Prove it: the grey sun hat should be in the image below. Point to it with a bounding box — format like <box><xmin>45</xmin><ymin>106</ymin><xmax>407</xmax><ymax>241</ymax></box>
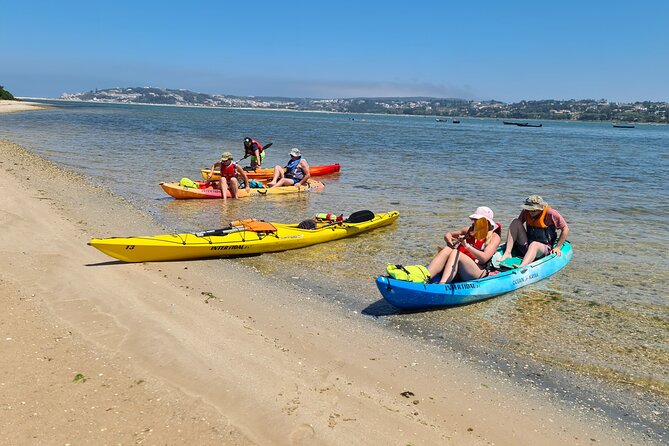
<box><xmin>521</xmin><ymin>195</ymin><xmax>548</xmax><ymax>211</ymax></box>
<box><xmin>289</xmin><ymin>148</ymin><xmax>301</xmax><ymax>157</ymax></box>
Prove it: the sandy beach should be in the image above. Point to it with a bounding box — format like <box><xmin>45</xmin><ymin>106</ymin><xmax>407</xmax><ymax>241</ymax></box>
<box><xmin>0</xmin><ymin>131</ymin><xmax>645</xmax><ymax>445</ymax></box>
<box><xmin>0</xmin><ymin>100</ymin><xmax>47</xmax><ymax>114</ymax></box>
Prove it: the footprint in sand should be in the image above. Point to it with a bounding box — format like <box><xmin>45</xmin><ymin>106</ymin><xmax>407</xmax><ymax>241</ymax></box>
<box><xmin>289</xmin><ymin>423</ymin><xmax>315</xmax><ymax>444</ymax></box>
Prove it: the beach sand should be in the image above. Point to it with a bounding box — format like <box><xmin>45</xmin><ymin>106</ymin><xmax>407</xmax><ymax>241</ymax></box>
<box><xmin>0</xmin><ymin>137</ymin><xmax>642</xmax><ymax>445</ymax></box>
<box><xmin>0</xmin><ymin>100</ymin><xmax>47</xmax><ymax>113</ymax></box>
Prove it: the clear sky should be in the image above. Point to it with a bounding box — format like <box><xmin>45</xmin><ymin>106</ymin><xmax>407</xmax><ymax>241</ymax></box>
<box><xmin>2</xmin><ymin>0</ymin><xmax>668</xmax><ymax>102</ymax></box>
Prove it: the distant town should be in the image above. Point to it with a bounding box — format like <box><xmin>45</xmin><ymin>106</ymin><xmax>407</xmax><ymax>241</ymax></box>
<box><xmin>60</xmin><ymin>87</ymin><xmax>669</xmax><ymax>123</ymax></box>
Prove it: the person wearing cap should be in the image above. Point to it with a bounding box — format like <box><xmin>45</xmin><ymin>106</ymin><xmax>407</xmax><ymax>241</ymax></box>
<box><xmin>266</xmin><ymin>148</ymin><xmax>311</xmax><ymax>188</ymax></box>
<box><xmin>242</xmin><ymin>137</ymin><xmax>265</xmax><ymax>169</ymax></box>
<box><xmin>500</xmin><ymin>195</ymin><xmax>570</xmax><ymax>267</ymax></box>
<box><xmin>427</xmin><ymin>206</ymin><xmax>502</xmax><ymax>284</ymax></box>
<box><xmin>205</xmin><ymin>152</ymin><xmax>250</xmax><ymax>199</ymax></box>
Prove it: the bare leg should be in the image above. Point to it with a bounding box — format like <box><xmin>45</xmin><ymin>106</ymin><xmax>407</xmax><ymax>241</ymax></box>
<box><xmin>440</xmin><ymin>250</ymin><xmax>461</xmax><ymax>284</ymax></box>
<box><xmin>229</xmin><ymin>178</ymin><xmax>239</xmax><ymax>199</ymax></box>
<box><xmin>520</xmin><ymin>241</ymin><xmax>548</xmax><ymax>266</ymax></box>
<box><xmin>266</xmin><ymin>165</ymin><xmax>284</xmax><ymax>188</ymax></box>
<box><xmin>501</xmin><ymin>218</ymin><xmax>527</xmax><ymax>260</ymax></box>
<box><xmin>454</xmin><ymin>255</ymin><xmax>487</xmax><ymax>281</ymax></box>
<box><xmin>219</xmin><ymin>178</ymin><xmax>229</xmax><ymax>200</ymax></box>
<box><xmin>427</xmin><ymin>246</ymin><xmax>453</xmax><ymax>279</ymax></box>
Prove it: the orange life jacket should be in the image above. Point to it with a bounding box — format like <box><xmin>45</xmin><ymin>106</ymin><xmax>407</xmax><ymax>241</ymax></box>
<box><xmin>230</xmin><ymin>219</ymin><xmax>277</xmax><ymax>233</ymax></box>
<box><xmin>525</xmin><ymin>206</ymin><xmax>557</xmax><ymax>246</ymax></box>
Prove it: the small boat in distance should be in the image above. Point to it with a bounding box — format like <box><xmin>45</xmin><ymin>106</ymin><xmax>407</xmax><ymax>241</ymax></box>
<box><xmin>435</xmin><ymin>118</ymin><xmax>447</xmax><ymax>122</ymax></box>
<box><xmin>452</xmin><ymin>120</ymin><xmax>460</xmax><ymax>124</ymax></box>
<box><xmin>613</xmin><ymin>124</ymin><xmax>635</xmax><ymax>128</ymax></box>
<box><xmin>503</xmin><ymin>121</ymin><xmax>541</xmax><ymax>127</ymax></box>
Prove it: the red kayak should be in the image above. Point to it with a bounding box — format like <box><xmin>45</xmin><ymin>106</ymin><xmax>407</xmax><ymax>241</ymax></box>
<box><xmin>201</xmin><ymin>163</ymin><xmax>341</xmax><ymax>181</ymax></box>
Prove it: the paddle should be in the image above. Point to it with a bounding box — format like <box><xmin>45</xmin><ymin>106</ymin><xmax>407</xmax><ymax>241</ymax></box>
<box><xmin>194</xmin><ymin>225</ymin><xmax>244</xmax><ymax>237</ymax></box>
<box><xmin>345</xmin><ymin>210</ymin><xmax>375</xmax><ymax>223</ymax></box>
<box><xmin>318</xmin><ymin>210</ymin><xmax>375</xmax><ymax>229</ymax></box>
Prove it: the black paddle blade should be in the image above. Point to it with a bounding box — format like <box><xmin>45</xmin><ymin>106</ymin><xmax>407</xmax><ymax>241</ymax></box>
<box><xmin>262</xmin><ymin>142</ymin><xmax>273</xmax><ymax>150</ymax></box>
<box><xmin>346</xmin><ymin>210</ymin><xmax>375</xmax><ymax>223</ymax></box>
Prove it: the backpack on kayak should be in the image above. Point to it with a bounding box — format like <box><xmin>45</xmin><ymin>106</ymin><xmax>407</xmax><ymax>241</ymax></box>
<box><xmin>179</xmin><ymin>177</ymin><xmax>198</xmax><ymax>188</ymax></box>
<box><xmin>386</xmin><ymin>264</ymin><xmax>430</xmax><ymax>283</ymax></box>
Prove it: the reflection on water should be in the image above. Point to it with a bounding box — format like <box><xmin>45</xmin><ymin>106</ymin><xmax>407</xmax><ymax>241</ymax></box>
<box><xmin>1</xmin><ymin>102</ymin><xmax>668</xmax><ymax>411</ymax></box>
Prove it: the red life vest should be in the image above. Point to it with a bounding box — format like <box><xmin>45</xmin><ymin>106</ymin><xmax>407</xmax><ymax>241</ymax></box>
<box><xmin>457</xmin><ymin>222</ymin><xmax>502</xmax><ymax>262</ymax></box>
<box><xmin>220</xmin><ymin>161</ymin><xmax>237</xmax><ymax>179</ymax></box>
<box><xmin>244</xmin><ymin>139</ymin><xmax>263</xmax><ymax>157</ymax></box>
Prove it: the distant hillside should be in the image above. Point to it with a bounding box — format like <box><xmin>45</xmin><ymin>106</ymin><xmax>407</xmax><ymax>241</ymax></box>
<box><xmin>0</xmin><ymin>85</ymin><xmax>16</xmax><ymax>100</ymax></box>
<box><xmin>60</xmin><ymin>87</ymin><xmax>669</xmax><ymax>123</ymax></box>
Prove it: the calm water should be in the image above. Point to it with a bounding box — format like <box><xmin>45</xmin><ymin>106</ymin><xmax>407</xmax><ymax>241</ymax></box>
<box><xmin>2</xmin><ymin>101</ymin><xmax>668</xmax><ymax>437</ymax></box>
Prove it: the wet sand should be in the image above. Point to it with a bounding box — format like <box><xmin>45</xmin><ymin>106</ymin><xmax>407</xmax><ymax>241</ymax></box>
<box><xmin>0</xmin><ymin>138</ymin><xmax>646</xmax><ymax>445</ymax></box>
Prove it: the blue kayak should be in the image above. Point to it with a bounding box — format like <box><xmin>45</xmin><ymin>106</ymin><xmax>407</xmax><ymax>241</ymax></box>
<box><xmin>376</xmin><ymin>241</ymin><xmax>573</xmax><ymax>309</ymax></box>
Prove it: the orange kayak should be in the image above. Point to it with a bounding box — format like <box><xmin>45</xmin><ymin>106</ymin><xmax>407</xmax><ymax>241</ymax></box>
<box><xmin>201</xmin><ymin>163</ymin><xmax>341</xmax><ymax>181</ymax></box>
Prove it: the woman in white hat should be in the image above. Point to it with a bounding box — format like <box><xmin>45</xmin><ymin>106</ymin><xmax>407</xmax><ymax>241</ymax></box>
<box><xmin>267</xmin><ymin>148</ymin><xmax>311</xmax><ymax>188</ymax></box>
<box><xmin>427</xmin><ymin>206</ymin><xmax>502</xmax><ymax>284</ymax></box>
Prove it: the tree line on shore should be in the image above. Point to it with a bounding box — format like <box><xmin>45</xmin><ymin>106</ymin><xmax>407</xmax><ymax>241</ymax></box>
<box><xmin>64</xmin><ymin>87</ymin><xmax>668</xmax><ymax>123</ymax></box>
<box><xmin>0</xmin><ymin>85</ymin><xmax>16</xmax><ymax>100</ymax></box>
<box><xmin>4</xmin><ymin>83</ymin><xmax>667</xmax><ymax>123</ymax></box>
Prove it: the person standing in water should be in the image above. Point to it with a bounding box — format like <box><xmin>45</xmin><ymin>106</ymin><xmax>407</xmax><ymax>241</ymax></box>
<box><xmin>206</xmin><ymin>151</ymin><xmax>250</xmax><ymax>199</ymax></box>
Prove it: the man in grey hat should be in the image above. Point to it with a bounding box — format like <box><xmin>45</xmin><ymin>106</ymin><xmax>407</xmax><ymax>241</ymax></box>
<box><xmin>267</xmin><ymin>148</ymin><xmax>311</xmax><ymax>188</ymax></box>
<box><xmin>500</xmin><ymin>195</ymin><xmax>570</xmax><ymax>267</ymax></box>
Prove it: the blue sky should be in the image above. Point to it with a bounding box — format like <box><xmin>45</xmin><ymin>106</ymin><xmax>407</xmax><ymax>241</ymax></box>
<box><xmin>2</xmin><ymin>0</ymin><xmax>668</xmax><ymax>102</ymax></box>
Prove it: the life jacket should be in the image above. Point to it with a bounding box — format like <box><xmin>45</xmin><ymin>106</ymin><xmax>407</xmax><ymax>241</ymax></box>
<box><xmin>525</xmin><ymin>206</ymin><xmax>557</xmax><ymax>246</ymax></box>
<box><xmin>220</xmin><ymin>161</ymin><xmax>237</xmax><ymax>179</ymax></box>
<box><xmin>284</xmin><ymin>157</ymin><xmax>305</xmax><ymax>180</ymax></box>
<box><xmin>457</xmin><ymin>222</ymin><xmax>502</xmax><ymax>262</ymax></box>
<box><xmin>230</xmin><ymin>219</ymin><xmax>277</xmax><ymax>234</ymax></box>
<box><xmin>244</xmin><ymin>139</ymin><xmax>263</xmax><ymax>157</ymax></box>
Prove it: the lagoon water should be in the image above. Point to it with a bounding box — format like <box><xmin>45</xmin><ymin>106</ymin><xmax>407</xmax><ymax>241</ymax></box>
<box><xmin>2</xmin><ymin>101</ymin><xmax>667</xmax><ymax>439</ymax></box>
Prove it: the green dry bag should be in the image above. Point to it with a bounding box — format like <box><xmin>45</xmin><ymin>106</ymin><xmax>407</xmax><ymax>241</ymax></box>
<box><xmin>179</xmin><ymin>177</ymin><xmax>198</xmax><ymax>188</ymax></box>
<box><xmin>386</xmin><ymin>264</ymin><xmax>430</xmax><ymax>283</ymax></box>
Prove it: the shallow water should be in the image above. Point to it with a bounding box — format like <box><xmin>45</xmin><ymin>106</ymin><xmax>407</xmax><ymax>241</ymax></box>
<box><xmin>2</xmin><ymin>101</ymin><xmax>667</xmax><ymax>437</ymax></box>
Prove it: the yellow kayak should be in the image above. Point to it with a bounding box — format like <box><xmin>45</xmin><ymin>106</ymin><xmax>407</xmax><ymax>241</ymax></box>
<box><xmin>160</xmin><ymin>179</ymin><xmax>324</xmax><ymax>199</ymax></box>
<box><xmin>89</xmin><ymin>210</ymin><xmax>399</xmax><ymax>262</ymax></box>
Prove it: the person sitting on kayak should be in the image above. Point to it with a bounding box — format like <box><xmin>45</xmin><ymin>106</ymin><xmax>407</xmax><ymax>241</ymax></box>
<box><xmin>427</xmin><ymin>207</ymin><xmax>502</xmax><ymax>284</ymax></box>
<box><xmin>266</xmin><ymin>148</ymin><xmax>311</xmax><ymax>188</ymax></box>
<box><xmin>500</xmin><ymin>195</ymin><xmax>570</xmax><ymax>267</ymax></box>
<box><xmin>205</xmin><ymin>151</ymin><xmax>250</xmax><ymax>199</ymax></box>
<box><xmin>242</xmin><ymin>137</ymin><xmax>265</xmax><ymax>169</ymax></box>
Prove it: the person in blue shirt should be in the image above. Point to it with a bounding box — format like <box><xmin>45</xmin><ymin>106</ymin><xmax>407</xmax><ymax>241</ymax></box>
<box><xmin>267</xmin><ymin>148</ymin><xmax>311</xmax><ymax>188</ymax></box>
